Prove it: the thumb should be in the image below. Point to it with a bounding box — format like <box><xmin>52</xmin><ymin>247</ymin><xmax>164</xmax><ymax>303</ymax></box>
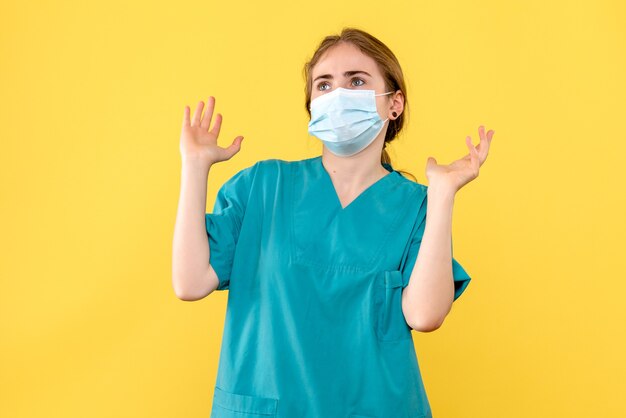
<box><xmin>426</xmin><ymin>156</ymin><xmax>437</xmax><ymax>167</ymax></box>
<box><xmin>222</xmin><ymin>136</ymin><xmax>244</xmax><ymax>160</ymax></box>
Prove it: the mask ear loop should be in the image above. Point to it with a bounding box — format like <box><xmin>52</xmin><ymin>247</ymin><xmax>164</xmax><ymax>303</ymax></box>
<box><xmin>376</xmin><ymin>91</ymin><xmax>396</xmax><ymax>121</ymax></box>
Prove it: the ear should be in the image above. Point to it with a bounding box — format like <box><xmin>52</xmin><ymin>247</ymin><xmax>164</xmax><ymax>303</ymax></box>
<box><xmin>388</xmin><ymin>90</ymin><xmax>405</xmax><ymax>120</ymax></box>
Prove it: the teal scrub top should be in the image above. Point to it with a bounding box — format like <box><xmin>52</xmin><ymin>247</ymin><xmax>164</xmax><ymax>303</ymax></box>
<box><xmin>205</xmin><ymin>155</ymin><xmax>471</xmax><ymax>418</ymax></box>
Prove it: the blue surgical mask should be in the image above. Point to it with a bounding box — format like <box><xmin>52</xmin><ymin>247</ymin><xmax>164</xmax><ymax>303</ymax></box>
<box><xmin>307</xmin><ymin>87</ymin><xmax>394</xmax><ymax>157</ymax></box>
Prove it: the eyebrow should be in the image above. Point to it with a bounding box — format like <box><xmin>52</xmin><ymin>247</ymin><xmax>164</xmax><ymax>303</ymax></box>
<box><xmin>312</xmin><ymin>70</ymin><xmax>372</xmax><ymax>82</ymax></box>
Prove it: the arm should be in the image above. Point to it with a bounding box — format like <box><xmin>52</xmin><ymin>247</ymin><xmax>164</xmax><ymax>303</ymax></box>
<box><xmin>402</xmin><ymin>125</ymin><xmax>495</xmax><ymax>331</ymax></box>
<box><xmin>401</xmin><ymin>186</ymin><xmax>456</xmax><ymax>332</ymax></box>
<box><xmin>172</xmin><ymin>160</ymin><xmax>220</xmax><ymax>301</ymax></box>
<box><xmin>171</xmin><ymin>96</ymin><xmax>244</xmax><ymax>301</ymax></box>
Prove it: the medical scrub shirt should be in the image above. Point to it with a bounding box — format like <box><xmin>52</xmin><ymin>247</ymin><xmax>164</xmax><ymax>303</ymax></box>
<box><xmin>205</xmin><ymin>155</ymin><xmax>471</xmax><ymax>418</ymax></box>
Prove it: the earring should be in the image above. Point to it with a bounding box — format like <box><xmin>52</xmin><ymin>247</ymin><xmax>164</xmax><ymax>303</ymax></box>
<box><xmin>392</xmin><ymin>111</ymin><xmax>397</xmax><ymax>118</ymax></box>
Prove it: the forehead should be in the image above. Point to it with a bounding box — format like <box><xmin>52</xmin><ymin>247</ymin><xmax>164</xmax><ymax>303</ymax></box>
<box><xmin>312</xmin><ymin>42</ymin><xmax>380</xmax><ymax>77</ymax></box>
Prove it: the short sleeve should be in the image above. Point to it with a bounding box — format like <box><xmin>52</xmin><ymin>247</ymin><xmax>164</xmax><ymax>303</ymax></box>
<box><xmin>399</xmin><ymin>189</ymin><xmax>472</xmax><ymax>302</ymax></box>
<box><xmin>205</xmin><ymin>161</ymin><xmax>259</xmax><ymax>291</ymax></box>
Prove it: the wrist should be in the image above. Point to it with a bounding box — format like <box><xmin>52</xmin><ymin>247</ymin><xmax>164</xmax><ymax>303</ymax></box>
<box><xmin>181</xmin><ymin>157</ymin><xmax>213</xmax><ymax>174</ymax></box>
<box><xmin>426</xmin><ymin>183</ymin><xmax>456</xmax><ymax>202</ymax></box>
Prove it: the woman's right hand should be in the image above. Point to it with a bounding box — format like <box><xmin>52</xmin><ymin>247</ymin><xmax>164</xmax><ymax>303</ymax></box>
<box><xmin>180</xmin><ymin>96</ymin><xmax>244</xmax><ymax>166</ymax></box>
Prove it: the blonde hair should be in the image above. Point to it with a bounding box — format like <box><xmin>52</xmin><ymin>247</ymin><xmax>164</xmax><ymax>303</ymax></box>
<box><xmin>302</xmin><ymin>27</ymin><xmax>416</xmax><ymax>181</ymax></box>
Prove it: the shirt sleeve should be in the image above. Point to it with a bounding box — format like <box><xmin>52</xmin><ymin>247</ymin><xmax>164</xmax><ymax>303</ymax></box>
<box><xmin>399</xmin><ymin>188</ymin><xmax>472</xmax><ymax>302</ymax></box>
<box><xmin>205</xmin><ymin>161</ymin><xmax>259</xmax><ymax>291</ymax></box>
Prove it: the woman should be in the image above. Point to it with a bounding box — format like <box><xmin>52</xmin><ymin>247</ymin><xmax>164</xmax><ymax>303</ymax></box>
<box><xmin>172</xmin><ymin>27</ymin><xmax>494</xmax><ymax>418</ymax></box>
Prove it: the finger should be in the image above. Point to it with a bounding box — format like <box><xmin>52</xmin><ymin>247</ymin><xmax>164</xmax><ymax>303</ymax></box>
<box><xmin>479</xmin><ymin>129</ymin><xmax>494</xmax><ymax>161</ymax></box>
<box><xmin>222</xmin><ymin>136</ymin><xmax>244</xmax><ymax>160</ymax></box>
<box><xmin>477</xmin><ymin>128</ymin><xmax>489</xmax><ymax>162</ymax></box>
<box><xmin>478</xmin><ymin>125</ymin><xmax>486</xmax><ymax>141</ymax></box>
<box><xmin>474</xmin><ymin>138</ymin><xmax>484</xmax><ymax>154</ymax></box>
<box><xmin>463</xmin><ymin>132</ymin><xmax>480</xmax><ymax>160</ymax></box>
<box><xmin>192</xmin><ymin>101</ymin><xmax>204</xmax><ymax>126</ymax></box>
<box><xmin>210</xmin><ymin>113</ymin><xmax>223</xmax><ymax>138</ymax></box>
<box><xmin>477</xmin><ymin>126</ymin><xmax>488</xmax><ymax>160</ymax></box>
<box><xmin>200</xmin><ymin>96</ymin><xmax>215</xmax><ymax>131</ymax></box>
<box><xmin>466</xmin><ymin>136</ymin><xmax>479</xmax><ymax>157</ymax></box>
<box><xmin>467</xmin><ymin>136</ymin><xmax>481</xmax><ymax>173</ymax></box>
<box><xmin>466</xmin><ymin>136</ymin><xmax>479</xmax><ymax>162</ymax></box>
<box><xmin>182</xmin><ymin>105</ymin><xmax>190</xmax><ymax>128</ymax></box>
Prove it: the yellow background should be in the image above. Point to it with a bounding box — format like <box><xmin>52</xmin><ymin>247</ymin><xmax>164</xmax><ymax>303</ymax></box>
<box><xmin>2</xmin><ymin>0</ymin><xmax>625</xmax><ymax>417</ymax></box>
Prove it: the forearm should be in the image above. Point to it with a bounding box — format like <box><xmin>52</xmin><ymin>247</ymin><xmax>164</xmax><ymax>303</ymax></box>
<box><xmin>172</xmin><ymin>159</ymin><xmax>214</xmax><ymax>300</ymax></box>
<box><xmin>402</xmin><ymin>185</ymin><xmax>456</xmax><ymax>332</ymax></box>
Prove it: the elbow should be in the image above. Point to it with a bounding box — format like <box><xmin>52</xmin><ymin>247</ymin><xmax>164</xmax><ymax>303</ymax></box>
<box><xmin>172</xmin><ymin>274</ymin><xmax>211</xmax><ymax>301</ymax></box>
<box><xmin>407</xmin><ymin>314</ymin><xmax>445</xmax><ymax>333</ymax></box>
<box><xmin>403</xmin><ymin>299</ymin><xmax>445</xmax><ymax>332</ymax></box>
<box><xmin>402</xmin><ymin>289</ymin><xmax>454</xmax><ymax>333</ymax></box>
<box><xmin>172</xmin><ymin>280</ymin><xmax>197</xmax><ymax>301</ymax></box>
<box><xmin>174</xmin><ymin>290</ymin><xmax>199</xmax><ymax>301</ymax></box>
<box><xmin>174</xmin><ymin>287</ymin><xmax>209</xmax><ymax>301</ymax></box>
<box><xmin>172</xmin><ymin>264</ymin><xmax>217</xmax><ymax>301</ymax></box>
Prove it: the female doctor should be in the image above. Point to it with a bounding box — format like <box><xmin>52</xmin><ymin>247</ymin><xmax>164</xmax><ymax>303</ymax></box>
<box><xmin>172</xmin><ymin>27</ymin><xmax>494</xmax><ymax>418</ymax></box>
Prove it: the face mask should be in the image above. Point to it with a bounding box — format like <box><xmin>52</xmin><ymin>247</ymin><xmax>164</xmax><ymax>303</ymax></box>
<box><xmin>307</xmin><ymin>87</ymin><xmax>394</xmax><ymax>157</ymax></box>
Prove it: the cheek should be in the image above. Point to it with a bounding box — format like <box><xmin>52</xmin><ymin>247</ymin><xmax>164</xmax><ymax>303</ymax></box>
<box><xmin>309</xmin><ymin>93</ymin><xmax>324</xmax><ymax>107</ymax></box>
<box><xmin>375</xmin><ymin>100</ymin><xmax>388</xmax><ymax>118</ymax></box>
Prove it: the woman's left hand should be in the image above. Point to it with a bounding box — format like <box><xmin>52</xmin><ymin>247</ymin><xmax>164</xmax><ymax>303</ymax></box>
<box><xmin>425</xmin><ymin>125</ymin><xmax>494</xmax><ymax>193</ymax></box>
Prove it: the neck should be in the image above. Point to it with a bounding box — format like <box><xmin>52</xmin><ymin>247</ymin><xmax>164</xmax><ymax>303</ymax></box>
<box><xmin>321</xmin><ymin>147</ymin><xmax>390</xmax><ymax>188</ymax></box>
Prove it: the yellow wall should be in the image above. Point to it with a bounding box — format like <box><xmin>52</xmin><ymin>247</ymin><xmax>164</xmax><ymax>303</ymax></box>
<box><xmin>2</xmin><ymin>1</ymin><xmax>625</xmax><ymax>417</ymax></box>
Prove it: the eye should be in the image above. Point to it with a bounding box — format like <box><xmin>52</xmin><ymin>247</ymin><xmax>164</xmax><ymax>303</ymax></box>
<box><xmin>316</xmin><ymin>81</ymin><xmax>330</xmax><ymax>91</ymax></box>
<box><xmin>351</xmin><ymin>77</ymin><xmax>365</xmax><ymax>87</ymax></box>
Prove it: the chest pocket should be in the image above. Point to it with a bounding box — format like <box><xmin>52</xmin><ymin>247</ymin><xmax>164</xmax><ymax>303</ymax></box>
<box><xmin>373</xmin><ymin>270</ymin><xmax>413</xmax><ymax>342</ymax></box>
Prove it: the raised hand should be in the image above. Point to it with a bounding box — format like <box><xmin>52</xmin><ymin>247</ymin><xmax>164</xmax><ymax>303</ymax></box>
<box><xmin>425</xmin><ymin>125</ymin><xmax>494</xmax><ymax>193</ymax></box>
<box><xmin>180</xmin><ymin>96</ymin><xmax>244</xmax><ymax>166</ymax></box>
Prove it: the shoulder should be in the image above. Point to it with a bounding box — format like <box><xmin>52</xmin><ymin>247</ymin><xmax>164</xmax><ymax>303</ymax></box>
<box><xmin>254</xmin><ymin>157</ymin><xmax>290</xmax><ymax>172</ymax></box>
<box><xmin>387</xmin><ymin>173</ymin><xmax>430</xmax><ymax>227</ymax></box>
<box><xmin>255</xmin><ymin>156</ymin><xmax>314</xmax><ymax>169</ymax></box>
<box><xmin>251</xmin><ymin>156</ymin><xmax>316</xmax><ymax>179</ymax></box>
<box><xmin>393</xmin><ymin>172</ymin><xmax>428</xmax><ymax>200</ymax></box>
<box><xmin>225</xmin><ymin>157</ymin><xmax>289</xmax><ymax>180</ymax></box>
<box><xmin>225</xmin><ymin>158</ymin><xmax>300</xmax><ymax>192</ymax></box>
<box><xmin>217</xmin><ymin>157</ymin><xmax>310</xmax><ymax>201</ymax></box>
<box><xmin>229</xmin><ymin>156</ymin><xmax>312</xmax><ymax>178</ymax></box>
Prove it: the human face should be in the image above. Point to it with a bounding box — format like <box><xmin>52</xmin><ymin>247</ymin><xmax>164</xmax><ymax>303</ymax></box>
<box><xmin>310</xmin><ymin>42</ymin><xmax>394</xmax><ymax>123</ymax></box>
